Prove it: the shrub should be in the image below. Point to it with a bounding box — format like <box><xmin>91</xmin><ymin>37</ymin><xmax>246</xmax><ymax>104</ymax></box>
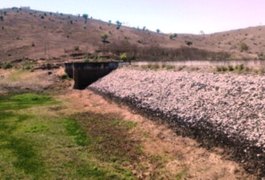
<box><xmin>169</xmin><ymin>33</ymin><xmax>177</xmax><ymax>40</ymax></box>
<box><xmin>161</xmin><ymin>64</ymin><xmax>175</xmax><ymax>70</ymax></box>
<box><xmin>228</xmin><ymin>65</ymin><xmax>234</xmax><ymax>71</ymax></box>
<box><xmin>120</xmin><ymin>53</ymin><xmax>127</xmax><ymax>61</ymax></box>
<box><xmin>116</xmin><ymin>21</ymin><xmax>122</xmax><ymax>29</ymax></box>
<box><xmin>2</xmin><ymin>62</ymin><xmax>13</xmax><ymax>69</ymax></box>
<box><xmin>216</xmin><ymin>66</ymin><xmax>228</xmax><ymax>72</ymax></box>
<box><xmin>240</xmin><ymin>43</ymin><xmax>249</xmax><ymax>52</ymax></box>
<box><xmin>185</xmin><ymin>41</ymin><xmax>193</xmax><ymax>46</ymax></box>
<box><xmin>60</xmin><ymin>73</ymin><xmax>69</xmax><ymax>80</ymax></box>
<box><xmin>74</xmin><ymin>46</ymin><xmax>79</xmax><ymax>51</ymax></box>
<box><xmin>0</xmin><ymin>16</ymin><xmax>3</xmax><ymax>21</ymax></box>
<box><xmin>145</xmin><ymin>64</ymin><xmax>160</xmax><ymax>70</ymax></box>
<box><xmin>101</xmin><ymin>33</ymin><xmax>109</xmax><ymax>43</ymax></box>
<box><xmin>82</xmin><ymin>14</ymin><xmax>88</xmax><ymax>20</ymax></box>
<box><xmin>235</xmin><ymin>64</ymin><xmax>244</xmax><ymax>71</ymax></box>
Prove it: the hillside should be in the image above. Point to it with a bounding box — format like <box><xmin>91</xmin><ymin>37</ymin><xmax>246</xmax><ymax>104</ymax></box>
<box><xmin>0</xmin><ymin>7</ymin><xmax>264</xmax><ymax>64</ymax></box>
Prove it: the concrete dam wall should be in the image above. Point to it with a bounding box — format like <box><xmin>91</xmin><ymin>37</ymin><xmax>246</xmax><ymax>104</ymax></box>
<box><xmin>65</xmin><ymin>62</ymin><xmax>119</xmax><ymax>89</ymax></box>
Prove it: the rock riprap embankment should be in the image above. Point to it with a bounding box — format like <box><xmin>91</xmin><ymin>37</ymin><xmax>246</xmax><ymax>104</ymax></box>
<box><xmin>90</xmin><ymin>68</ymin><xmax>265</xmax><ymax>174</ymax></box>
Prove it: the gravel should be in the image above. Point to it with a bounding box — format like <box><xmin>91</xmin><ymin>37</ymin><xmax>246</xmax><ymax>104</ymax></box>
<box><xmin>89</xmin><ymin>68</ymin><xmax>265</xmax><ymax>174</ymax></box>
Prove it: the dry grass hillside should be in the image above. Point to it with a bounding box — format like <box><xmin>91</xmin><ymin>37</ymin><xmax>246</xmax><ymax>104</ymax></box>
<box><xmin>0</xmin><ymin>7</ymin><xmax>264</xmax><ymax>64</ymax></box>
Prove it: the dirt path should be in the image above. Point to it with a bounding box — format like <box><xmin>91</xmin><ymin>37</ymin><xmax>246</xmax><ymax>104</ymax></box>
<box><xmin>58</xmin><ymin>89</ymin><xmax>256</xmax><ymax>179</ymax></box>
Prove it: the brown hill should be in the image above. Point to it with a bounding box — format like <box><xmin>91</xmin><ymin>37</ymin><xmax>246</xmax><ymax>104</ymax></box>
<box><xmin>0</xmin><ymin>7</ymin><xmax>264</xmax><ymax>63</ymax></box>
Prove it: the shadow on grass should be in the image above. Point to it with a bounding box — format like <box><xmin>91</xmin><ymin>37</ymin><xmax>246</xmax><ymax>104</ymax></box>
<box><xmin>70</xmin><ymin>112</ymin><xmax>140</xmax><ymax>164</ymax></box>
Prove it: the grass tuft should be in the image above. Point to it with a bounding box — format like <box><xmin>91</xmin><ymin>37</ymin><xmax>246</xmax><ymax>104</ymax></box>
<box><xmin>65</xmin><ymin>118</ymin><xmax>90</xmax><ymax>146</ymax></box>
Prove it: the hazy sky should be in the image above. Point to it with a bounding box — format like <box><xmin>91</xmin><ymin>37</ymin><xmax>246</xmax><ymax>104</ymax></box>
<box><xmin>1</xmin><ymin>0</ymin><xmax>264</xmax><ymax>34</ymax></box>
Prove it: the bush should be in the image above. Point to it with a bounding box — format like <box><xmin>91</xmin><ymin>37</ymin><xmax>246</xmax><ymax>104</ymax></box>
<box><xmin>116</xmin><ymin>21</ymin><xmax>122</xmax><ymax>29</ymax></box>
<box><xmin>228</xmin><ymin>65</ymin><xmax>234</xmax><ymax>71</ymax></box>
<box><xmin>101</xmin><ymin>33</ymin><xmax>109</xmax><ymax>44</ymax></box>
<box><xmin>120</xmin><ymin>53</ymin><xmax>127</xmax><ymax>61</ymax></box>
<box><xmin>185</xmin><ymin>41</ymin><xmax>193</xmax><ymax>46</ymax></box>
<box><xmin>60</xmin><ymin>73</ymin><xmax>69</xmax><ymax>80</ymax></box>
<box><xmin>169</xmin><ymin>33</ymin><xmax>177</xmax><ymax>40</ymax></box>
<box><xmin>235</xmin><ymin>64</ymin><xmax>244</xmax><ymax>71</ymax></box>
<box><xmin>74</xmin><ymin>46</ymin><xmax>79</xmax><ymax>51</ymax></box>
<box><xmin>240</xmin><ymin>43</ymin><xmax>249</xmax><ymax>52</ymax></box>
<box><xmin>82</xmin><ymin>14</ymin><xmax>88</xmax><ymax>20</ymax></box>
<box><xmin>2</xmin><ymin>62</ymin><xmax>13</xmax><ymax>69</ymax></box>
<box><xmin>216</xmin><ymin>66</ymin><xmax>228</xmax><ymax>72</ymax></box>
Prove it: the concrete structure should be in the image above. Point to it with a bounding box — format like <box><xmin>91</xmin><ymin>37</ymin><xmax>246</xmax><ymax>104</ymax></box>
<box><xmin>65</xmin><ymin>62</ymin><xmax>119</xmax><ymax>89</ymax></box>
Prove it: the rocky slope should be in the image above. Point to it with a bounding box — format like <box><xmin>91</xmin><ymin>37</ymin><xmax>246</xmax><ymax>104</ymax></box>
<box><xmin>90</xmin><ymin>68</ymin><xmax>265</xmax><ymax>176</ymax></box>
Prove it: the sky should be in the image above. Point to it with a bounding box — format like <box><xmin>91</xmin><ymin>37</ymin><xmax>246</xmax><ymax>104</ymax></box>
<box><xmin>1</xmin><ymin>0</ymin><xmax>264</xmax><ymax>34</ymax></box>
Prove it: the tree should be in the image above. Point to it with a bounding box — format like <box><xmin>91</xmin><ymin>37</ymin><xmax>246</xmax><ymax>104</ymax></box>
<box><xmin>240</xmin><ymin>42</ymin><xmax>249</xmax><ymax>52</ymax></box>
<box><xmin>169</xmin><ymin>33</ymin><xmax>177</xmax><ymax>40</ymax></box>
<box><xmin>101</xmin><ymin>33</ymin><xmax>109</xmax><ymax>44</ymax></box>
<box><xmin>185</xmin><ymin>40</ymin><xmax>193</xmax><ymax>46</ymax></box>
<box><xmin>156</xmin><ymin>29</ymin><xmax>160</xmax><ymax>33</ymax></box>
<box><xmin>116</xmin><ymin>21</ymin><xmax>122</xmax><ymax>29</ymax></box>
<box><xmin>200</xmin><ymin>30</ymin><xmax>205</xmax><ymax>35</ymax></box>
<box><xmin>120</xmin><ymin>53</ymin><xmax>127</xmax><ymax>61</ymax></box>
<box><xmin>82</xmin><ymin>14</ymin><xmax>88</xmax><ymax>20</ymax></box>
<box><xmin>108</xmin><ymin>20</ymin><xmax>112</xmax><ymax>26</ymax></box>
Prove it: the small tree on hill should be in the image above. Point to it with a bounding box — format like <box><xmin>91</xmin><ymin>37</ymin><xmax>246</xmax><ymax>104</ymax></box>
<box><xmin>101</xmin><ymin>33</ymin><xmax>108</xmax><ymax>43</ymax></box>
<box><xmin>185</xmin><ymin>40</ymin><xmax>193</xmax><ymax>46</ymax></box>
<box><xmin>240</xmin><ymin>42</ymin><xmax>249</xmax><ymax>52</ymax></box>
<box><xmin>82</xmin><ymin>14</ymin><xmax>88</xmax><ymax>21</ymax></box>
<box><xmin>116</xmin><ymin>21</ymin><xmax>122</xmax><ymax>29</ymax></box>
<box><xmin>169</xmin><ymin>33</ymin><xmax>177</xmax><ymax>40</ymax></box>
<box><xmin>156</xmin><ymin>29</ymin><xmax>160</xmax><ymax>33</ymax></box>
<box><xmin>120</xmin><ymin>53</ymin><xmax>127</xmax><ymax>61</ymax></box>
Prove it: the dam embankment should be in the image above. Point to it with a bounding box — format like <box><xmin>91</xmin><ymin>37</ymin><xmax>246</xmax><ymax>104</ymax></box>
<box><xmin>89</xmin><ymin>68</ymin><xmax>265</xmax><ymax>176</ymax></box>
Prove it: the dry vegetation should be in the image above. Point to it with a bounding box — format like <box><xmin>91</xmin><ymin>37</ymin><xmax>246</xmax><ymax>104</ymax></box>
<box><xmin>1</xmin><ymin>7</ymin><xmax>265</xmax><ymax>65</ymax></box>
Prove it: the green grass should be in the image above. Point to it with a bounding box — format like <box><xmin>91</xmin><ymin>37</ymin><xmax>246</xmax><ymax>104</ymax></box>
<box><xmin>0</xmin><ymin>93</ymin><xmax>137</xmax><ymax>179</ymax></box>
<box><xmin>65</xmin><ymin>118</ymin><xmax>90</xmax><ymax>146</ymax></box>
<box><xmin>0</xmin><ymin>93</ymin><xmax>54</xmax><ymax>111</ymax></box>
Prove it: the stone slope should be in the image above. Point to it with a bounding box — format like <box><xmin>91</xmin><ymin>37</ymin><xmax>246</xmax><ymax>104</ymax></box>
<box><xmin>90</xmin><ymin>68</ymin><xmax>265</xmax><ymax>176</ymax></box>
